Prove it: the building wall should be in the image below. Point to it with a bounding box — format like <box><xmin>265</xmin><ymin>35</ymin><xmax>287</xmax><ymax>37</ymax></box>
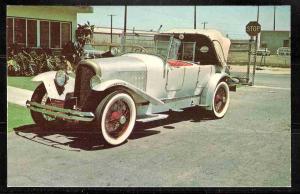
<box><xmin>260</xmin><ymin>31</ymin><xmax>290</xmax><ymax>54</ymax></box>
<box><xmin>7</xmin><ymin>6</ymin><xmax>78</xmax><ymax>42</ymax></box>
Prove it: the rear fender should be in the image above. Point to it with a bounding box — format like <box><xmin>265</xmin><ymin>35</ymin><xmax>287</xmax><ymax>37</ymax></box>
<box><xmin>200</xmin><ymin>73</ymin><xmax>229</xmax><ymax>110</ymax></box>
<box><xmin>92</xmin><ymin>79</ymin><xmax>164</xmax><ymax>105</ymax></box>
<box><xmin>32</xmin><ymin>71</ymin><xmax>75</xmax><ymax>100</ymax></box>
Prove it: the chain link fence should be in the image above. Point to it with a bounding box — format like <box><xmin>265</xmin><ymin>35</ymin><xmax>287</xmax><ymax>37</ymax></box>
<box><xmin>227</xmin><ymin>39</ymin><xmax>256</xmax><ymax>85</ymax></box>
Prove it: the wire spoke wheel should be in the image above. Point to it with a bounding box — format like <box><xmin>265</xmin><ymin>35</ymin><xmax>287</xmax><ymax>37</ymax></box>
<box><xmin>211</xmin><ymin>81</ymin><xmax>230</xmax><ymax>118</ymax></box>
<box><xmin>105</xmin><ymin>99</ymin><xmax>131</xmax><ymax>138</ymax></box>
<box><xmin>214</xmin><ymin>87</ymin><xmax>227</xmax><ymax>113</ymax></box>
<box><xmin>96</xmin><ymin>91</ymin><xmax>136</xmax><ymax>146</ymax></box>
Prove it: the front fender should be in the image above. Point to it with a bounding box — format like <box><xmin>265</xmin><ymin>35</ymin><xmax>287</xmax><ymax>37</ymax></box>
<box><xmin>92</xmin><ymin>79</ymin><xmax>164</xmax><ymax>105</ymax></box>
<box><xmin>32</xmin><ymin>71</ymin><xmax>75</xmax><ymax>100</ymax></box>
<box><xmin>200</xmin><ymin>73</ymin><xmax>229</xmax><ymax>110</ymax></box>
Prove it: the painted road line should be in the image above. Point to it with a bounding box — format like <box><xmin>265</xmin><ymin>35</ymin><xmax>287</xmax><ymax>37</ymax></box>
<box><xmin>7</xmin><ymin>86</ymin><xmax>33</xmax><ymax>107</ymax></box>
<box><xmin>251</xmin><ymin>85</ymin><xmax>290</xmax><ymax>90</ymax></box>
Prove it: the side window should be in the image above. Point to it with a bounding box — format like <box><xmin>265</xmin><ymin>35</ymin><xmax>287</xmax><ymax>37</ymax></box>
<box><xmin>181</xmin><ymin>42</ymin><xmax>196</xmax><ymax>61</ymax></box>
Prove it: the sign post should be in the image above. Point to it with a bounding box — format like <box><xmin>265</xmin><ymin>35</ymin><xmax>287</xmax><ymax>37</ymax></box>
<box><xmin>246</xmin><ymin>21</ymin><xmax>261</xmax><ymax>85</ymax></box>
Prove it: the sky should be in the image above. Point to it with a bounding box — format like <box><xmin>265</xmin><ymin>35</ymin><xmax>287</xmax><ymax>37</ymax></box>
<box><xmin>77</xmin><ymin>6</ymin><xmax>290</xmax><ymax>39</ymax></box>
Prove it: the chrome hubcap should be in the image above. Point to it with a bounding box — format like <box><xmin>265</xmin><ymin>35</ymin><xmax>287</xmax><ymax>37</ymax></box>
<box><xmin>119</xmin><ymin>115</ymin><xmax>127</xmax><ymax>124</ymax></box>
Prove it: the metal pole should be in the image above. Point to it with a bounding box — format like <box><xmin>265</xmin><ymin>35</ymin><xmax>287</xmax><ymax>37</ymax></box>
<box><xmin>247</xmin><ymin>37</ymin><xmax>252</xmax><ymax>83</ymax></box>
<box><xmin>202</xmin><ymin>22</ymin><xmax>207</xmax><ymax>29</ymax></box>
<box><xmin>273</xmin><ymin>6</ymin><xmax>276</xmax><ymax>31</ymax></box>
<box><xmin>108</xmin><ymin>14</ymin><xmax>116</xmax><ymax>44</ymax></box>
<box><xmin>194</xmin><ymin>6</ymin><xmax>196</xmax><ymax>29</ymax></box>
<box><xmin>122</xmin><ymin>6</ymin><xmax>127</xmax><ymax>52</ymax></box>
<box><xmin>110</xmin><ymin>15</ymin><xmax>113</xmax><ymax>44</ymax></box>
<box><xmin>252</xmin><ymin>6</ymin><xmax>259</xmax><ymax>85</ymax></box>
<box><xmin>124</xmin><ymin>6</ymin><xmax>127</xmax><ymax>34</ymax></box>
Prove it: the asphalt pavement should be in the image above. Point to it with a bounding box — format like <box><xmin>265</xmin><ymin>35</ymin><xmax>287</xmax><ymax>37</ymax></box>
<box><xmin>7</xmin><ymin>73</ymin><xmax>291</xmax><ymax>187</ymax></box>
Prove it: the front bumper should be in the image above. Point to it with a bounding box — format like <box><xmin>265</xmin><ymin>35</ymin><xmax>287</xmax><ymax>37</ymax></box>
<box><xmin>26</xmin><ymin>101</ymin><xmax>95</xmax><ymax>122</ymax></box>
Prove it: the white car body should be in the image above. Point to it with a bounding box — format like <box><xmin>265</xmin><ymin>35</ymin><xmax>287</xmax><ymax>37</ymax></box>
<box><xmin>27</xmin><ymin>29</ymin><xmax>236</xmax><ymax>145</ymax></box>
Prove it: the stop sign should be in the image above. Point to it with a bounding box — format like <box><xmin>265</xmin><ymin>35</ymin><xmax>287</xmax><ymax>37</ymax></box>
<box><xmin>246</xmin><ymin>21</ymin><xmax>261</xmax><ymax>36</ymax></box>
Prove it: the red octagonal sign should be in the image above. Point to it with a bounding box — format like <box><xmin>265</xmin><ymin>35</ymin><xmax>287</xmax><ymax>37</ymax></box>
<box><xmin>246</xmin><ymin>21</ymin><xmax>261</xmax><ymax>36</ymax></box>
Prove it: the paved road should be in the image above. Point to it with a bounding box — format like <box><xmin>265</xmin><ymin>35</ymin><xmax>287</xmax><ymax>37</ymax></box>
<box><xmin>7</xmin><ymin>73</ymin><xmax>291</xmax><ymax>187</ymax></box>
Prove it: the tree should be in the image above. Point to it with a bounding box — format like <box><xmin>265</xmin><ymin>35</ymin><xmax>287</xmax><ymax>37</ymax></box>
<box><xmin>62</xmin><ymin>21</ymin><xmax>95</xmax><ymax>65</ymax></box>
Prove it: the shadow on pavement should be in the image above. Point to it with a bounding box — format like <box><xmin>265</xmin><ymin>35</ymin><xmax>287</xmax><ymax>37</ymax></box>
<box><xmin>13</xmin><ymin>107</ymin><xmax>213</xmax><ymax>151</ymax></box>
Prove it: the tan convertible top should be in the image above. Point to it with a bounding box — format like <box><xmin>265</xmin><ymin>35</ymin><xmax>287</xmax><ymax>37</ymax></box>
<box><xmin>162</xmin><ymin>28</ymin><xmax>231</xmax><ymax>65</ymax></box>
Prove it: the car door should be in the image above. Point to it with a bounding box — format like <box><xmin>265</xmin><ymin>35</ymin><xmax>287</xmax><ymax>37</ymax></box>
<box><xmin>165</xmin><ymin>41</ymin><xmax>198</xmax><ymax>98</ymax></box>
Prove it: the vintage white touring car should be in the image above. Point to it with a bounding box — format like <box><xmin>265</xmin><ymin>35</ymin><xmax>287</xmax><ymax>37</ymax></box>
<box><xmin>26</xmin><ymin>29</ymin><xmax>236</xmax><ymax>146</ymax></box>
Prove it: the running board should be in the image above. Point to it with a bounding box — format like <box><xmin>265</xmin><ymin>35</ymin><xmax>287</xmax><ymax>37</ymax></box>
<box><xmin>136</xmin><ymin>113</ymin><xmax>169</xmax><ymax>122</ymax></box>
<box><xmin>170</xmin><ymin>108</ymin><xmax>184</xmax><ymax>112</ymax></box>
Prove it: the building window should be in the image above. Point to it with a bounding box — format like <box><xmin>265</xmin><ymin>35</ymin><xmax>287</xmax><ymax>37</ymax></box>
<box><xmin>50</xmin><ymin>22</ymin><xmax>61</xmax><ymax>48</ymax></box>
<box><xmin>61</xmin><ymin>23</ymin><xmax>71</xmax><ymax>47</ymax></box>
<box><xmin>283</xmin><ymin>40</ymin><xmax>289</xmax><ymax>47</ymax></box>
<box><xmin>14</xmin><ymin>18</ymin><xmax>26</xmax><ymax>46</ymax></box>
<box><xmin>6</xmin><ymin>17</ymin><xmax>71</xmax><ymax>49</ymax></box>
<box><xmin>40</xmin><ymin>21</ymin><xmax>49</xmax><ymax>48</ymax></box>
<box><xmin>27</xmin><ymin>20</ymin><xmax>37</xmax><ymax>47</ymax></box>
<box><xmin>6</xmin><ymin>18</ymin><xmax>13</xmax><ymax>46</ymax></box>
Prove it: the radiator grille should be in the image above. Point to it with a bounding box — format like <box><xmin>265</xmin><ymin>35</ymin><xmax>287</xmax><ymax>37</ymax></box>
<box><xmin>74</xmin><ymin>65</ymin><xmax>96</xmax><ymax>108</ymax></box>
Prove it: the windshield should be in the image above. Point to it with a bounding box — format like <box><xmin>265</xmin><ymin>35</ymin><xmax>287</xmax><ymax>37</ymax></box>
<box><xmin>119</xmin><ymin>34</ymin><xmax>184</xmax><ymax>61</ymax></box>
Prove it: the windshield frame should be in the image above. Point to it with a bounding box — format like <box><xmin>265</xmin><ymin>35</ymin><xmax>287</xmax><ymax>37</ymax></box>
<box><xmin>119</xmin><ymin>34</ymin><xmax>179</xmax><ymax>61</ymax></box>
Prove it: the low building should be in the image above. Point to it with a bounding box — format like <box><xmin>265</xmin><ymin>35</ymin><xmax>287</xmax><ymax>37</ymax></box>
<box><xmin>93</xmin><ymin>27</ymin><xmax>158</xmax><ymax>44</ymax></box>
<box><xmin>6</xmin><ymin>5</ymin><xmax>93</xmax><ymax>50</ymax></box>
<box><xmin>259</xmin><ymin>30</ymin><xmax>290</xmax><ymax>54</ymax></box>
<box><xmin>230</xmin><ymin>39</ymin><xmax>250</xmax><ymax>52</ymax></box>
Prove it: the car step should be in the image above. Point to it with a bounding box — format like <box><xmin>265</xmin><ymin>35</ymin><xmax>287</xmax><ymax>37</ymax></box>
<box><xmin>136</xmin><ymin>113</ymin><xmax>169</xmax><ymax>122</ymax></box>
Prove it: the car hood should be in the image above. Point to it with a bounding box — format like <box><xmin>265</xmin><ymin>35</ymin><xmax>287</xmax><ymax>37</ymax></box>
<box><xmin>79</xmin><ymin>55</ymin><xmax>147</xmax><ymax>80</ymax></box>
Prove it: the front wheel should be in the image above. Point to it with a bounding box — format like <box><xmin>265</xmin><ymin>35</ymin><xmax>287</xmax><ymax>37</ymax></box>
<box><xmin>95</xmin><ymin>91</ymin><xmax>136</xmax><ymax>146</ymax></box>
<box><xmin>209</xmin><ymin>81</ymin><xmax>230</xmax><ymax>118</ymax></box>
<box><xmin>30</xmin><ymin>83</ymin><xmax>64</xmax><ymax>129</ymax></box>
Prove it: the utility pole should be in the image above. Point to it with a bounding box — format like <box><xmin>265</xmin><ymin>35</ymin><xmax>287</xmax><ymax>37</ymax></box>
<box><xmin>252</xmin><ymin>6</ymin><xmax>260</xmax><ymax>85</ymax></box>
<box><xmin>108</xmin><ymin>14</ymin><xmax>116</xmax><ymax>44</ymax></box>
<box><xmin>194</xmin><ymin>6</ymin><xmax>196</xmax><ymax>29</ymax></box>
<box><xmin>202</xmin><ymin>22</ymin><xmax>208</xmax><ymax>29</ymax></box>
<box><xmin>273</xmin><ymin>6</ymin><xmax>276</xmax><ymax>31</ymax></box>
<box><xmin>124</xmin><ymin>5</ymin><xmax>127</xmax><ymax>34</ymax></box>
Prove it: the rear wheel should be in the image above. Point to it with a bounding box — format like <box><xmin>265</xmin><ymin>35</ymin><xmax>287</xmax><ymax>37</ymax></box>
<box><xmin>209</xmin><ymin>81</ymin><xmax>230</xmax><ymax>118</ymax></box>
<box><xmin>95</xmin><ymin>91</ymin><xmax>136</xmax><ymax>146</ymax></box>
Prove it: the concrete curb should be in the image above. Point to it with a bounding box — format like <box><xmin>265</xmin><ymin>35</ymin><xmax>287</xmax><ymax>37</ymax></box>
<box><xmin>7</xmin><ymin>86</ymin><xmax>33</xmax><ymax>107</ymax></box>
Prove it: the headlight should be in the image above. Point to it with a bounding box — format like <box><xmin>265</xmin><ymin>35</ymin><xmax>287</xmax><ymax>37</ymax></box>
<box><xmin>83</xmin><ymin>52</ymin><xmax>89</xmax><ymax>59</ymax></box>
<box><xmin>111</xmin><ymin>47</ymin><xmax>119</xmax><ymax>56</ymax></box>
<box><xmin>55</xmin><ymin>70</ymin><xmax>68</xmax><ymax>87</ymax></box>
<box><xmin>90</xmin><ymin>75</ymin><xmax>101</xmax><ymax>89</ymax></box>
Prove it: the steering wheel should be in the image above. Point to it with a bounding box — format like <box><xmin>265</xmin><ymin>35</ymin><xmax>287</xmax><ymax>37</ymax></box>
<box><xmin>131</xmin><ymin>45</ymin><xmax>148</xmax><ymax>53</ymax></box>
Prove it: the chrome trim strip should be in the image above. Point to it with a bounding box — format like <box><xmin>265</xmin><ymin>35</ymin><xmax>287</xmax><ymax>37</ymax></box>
<box><xmin>161</xmin><ymin>94</ymin><xmax>200</xmax><ymax>103</ymax></box>
<box><xmin>26</xmin><ymin>101</ymin><xmax>95</xmax><ymax>122</ymax></box>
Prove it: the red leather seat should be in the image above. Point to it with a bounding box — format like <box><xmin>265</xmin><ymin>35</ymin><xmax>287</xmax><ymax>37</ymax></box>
<box><xmin>167</xmin><ymin>59</ymin><xmax>193</xmax><ymax>67</ymax></box>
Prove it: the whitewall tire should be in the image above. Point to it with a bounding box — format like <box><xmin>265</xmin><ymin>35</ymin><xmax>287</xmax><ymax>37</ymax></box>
<box><xmin>211</xmin><ymin>81</ymin><xmax>230</xmax><ymax>118</ymax></box>
<box><xmin>96</xmin><ymin>91</ymin><xmax>136</xmax><ymax>146</ymax></box>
